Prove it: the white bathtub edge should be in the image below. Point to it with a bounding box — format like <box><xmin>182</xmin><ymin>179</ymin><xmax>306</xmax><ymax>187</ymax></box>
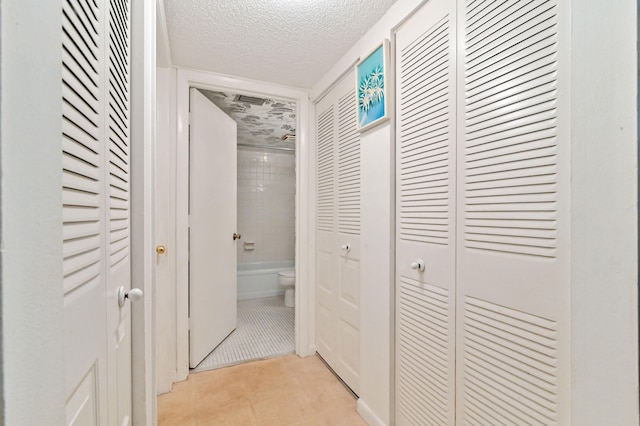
<box><xmin>237</xmin><ymin>289</ymin><xmax>285</xmax><ymax>301</ymax></box>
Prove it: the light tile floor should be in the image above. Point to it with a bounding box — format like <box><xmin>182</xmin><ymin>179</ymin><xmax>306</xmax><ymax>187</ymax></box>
<box><xmin>192</xmin><ymin>296</ymin><xmax>295</xmax><ymax>373</ymax></box>
<box><xmin>158</xmin><ymin>354</ymin><xmax>366</xmax><ymax>426</ymax></box>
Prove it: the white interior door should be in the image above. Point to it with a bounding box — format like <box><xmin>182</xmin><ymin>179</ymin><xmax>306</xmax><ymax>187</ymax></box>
<box><xmin>395</xmin><ymin>0</ymin><xmax>457</xmax><ymax>423</ymax></box>
<box><xmin>62</xmin><ymin>0</ymin><xmax>132</xmax><ymax>424</ymax></box>
<box><xmin>315</xmin><ymin>91</ymin><xmax>339</xmax><ymax>370</ymax></box>
<box><xmin>456</xmin><ymin>0</ymin><xmax>570</xmax><ymax>423</ymax></box>
<box><xmin>189</xmin><ymin>88</ymin><xmax>238</xmax><ymax>368</ymax></box>
<box><xmin>315</xmin><ymin>72</ymin><xmax>361</xmax><ymax>393</ymax></box>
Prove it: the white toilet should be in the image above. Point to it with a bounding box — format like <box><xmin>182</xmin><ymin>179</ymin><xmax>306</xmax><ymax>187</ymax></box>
<box><xmin>278</xmin><ymin>269</ymin><xmax>295</xmax><ymax>308</ymax></box>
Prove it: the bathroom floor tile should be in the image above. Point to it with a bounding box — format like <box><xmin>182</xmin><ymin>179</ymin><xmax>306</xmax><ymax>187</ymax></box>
<box><xmin>191</xmin><ymin>296</ymin><xmax>295</xmax><ymax>373</ymax></box>
<box><xmin>158</xmin><ymin>354</ymin><xmax>365</xmax><ymax>426</ymax></box>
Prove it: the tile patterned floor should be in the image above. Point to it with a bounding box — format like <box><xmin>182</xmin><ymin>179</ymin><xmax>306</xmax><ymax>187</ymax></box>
<box><xmin>192</xmin><ymin>296</ymin><xmax>295</xmax><ymax>373</ymax></box>
<box><xmin>158</xmin><ymin>354</ymin><xmax>366</xmax><ymax>426</ymax></box>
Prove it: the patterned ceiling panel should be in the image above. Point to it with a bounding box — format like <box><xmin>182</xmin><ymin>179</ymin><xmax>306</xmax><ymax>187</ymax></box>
<box><xmin>199</xmin><ymin>89</ymin><xmax>296</xmax><ymax>150</ymax></box>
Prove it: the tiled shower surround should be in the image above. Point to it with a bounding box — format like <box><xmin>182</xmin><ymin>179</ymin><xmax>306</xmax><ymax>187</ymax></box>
<box><xmin>237</xmin><ymin>147</ymin><xmax>295</xmax><ymax>264</ymax></box>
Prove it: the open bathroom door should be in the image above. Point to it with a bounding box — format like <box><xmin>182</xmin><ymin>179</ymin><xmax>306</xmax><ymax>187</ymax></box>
<box><xmin>189</xmin><ymin>88</ymin><xmax>238</xmax><ymax>368</ymax></box>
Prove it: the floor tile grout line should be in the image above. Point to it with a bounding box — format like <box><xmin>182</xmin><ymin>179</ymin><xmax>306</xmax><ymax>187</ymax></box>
<box><xmin>191</xmin><ymin>295</ymin><xmax>295</xmax><ymax>373</ymax></box>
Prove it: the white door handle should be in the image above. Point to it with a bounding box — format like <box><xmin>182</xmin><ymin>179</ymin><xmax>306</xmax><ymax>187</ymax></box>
<box><xmin>410</xmin><ymin>260</ymin><xmax>425</xmax><ymax>272</ymax></box>
<box><xmin>118</xmin><ymin>286</ymin><xmax>144</xmax><ymax>307</ymax></box>
<box><xmin>341</xmin><ymin>243</ymin><xmax>351</xmax><ymax>252</ymax></box>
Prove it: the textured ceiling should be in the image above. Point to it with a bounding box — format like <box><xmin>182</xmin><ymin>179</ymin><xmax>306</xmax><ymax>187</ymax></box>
<box><xmin>163</xmin><ymin>0</ymin><xmax>398</xmax><ymax>88</ymax></box>
<box><xmin>199</xmin><ymin>89</ymin><xmax>297</xmax><ymax>150</ymax></box>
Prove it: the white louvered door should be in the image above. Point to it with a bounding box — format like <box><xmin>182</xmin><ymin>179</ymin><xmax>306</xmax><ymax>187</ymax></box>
<box><xmin>395</xmin><ymin>0</ymin><xmax>457</xmax><ymax>423</ymax></box>
<box><xmin>395</xmin><ymin>0</ymin><xmax>570</xmax><ymax>424</ymax></box>
<box><xmin>315</xmin><ymin>92</ymin><xmax>337</xmax><ymax>368</ymax></box>
<box><xmin>62</xmin><ymin>0</ymin><xmax>132</xmax><ymax>424</ymax></box>
<box><xmin>456</xmin><ymin>0</ymin><xmax>569</xmax><ymax>424</ymax></box>
<box><xmin>315</xmin><ymin>71</ymin><xmax>361</xmax><ymax>393</ymax></box>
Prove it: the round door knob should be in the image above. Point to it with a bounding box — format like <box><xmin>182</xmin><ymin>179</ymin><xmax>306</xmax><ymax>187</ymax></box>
<box><xmin>410</xmin><ymin>260</ymin><xmax>425</xmax><ymax>272</ymax></box>
<box><xmin>156</xmin><ymin>245</ymin><xmax>166</xmax><ymax>254</ymax></box>
<box><xmin>118</xmin><ymin>286</ymin><xmax>144</xmax><ymax>307</ymax></box>
<box><xmin>233</xmin><ymin>233</ymin><xmax>242</xmax><ymax>240</ymax></box>
<box><xmin>341</xmin><ymin>243</ymin><xmax>351</xmax><ymax>252</ymax></box>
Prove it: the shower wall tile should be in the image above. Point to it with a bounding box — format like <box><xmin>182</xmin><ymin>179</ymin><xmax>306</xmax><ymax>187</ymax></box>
<box><xmin>237</xmin><ymin>147</ymin><xmax>295</xmax><ymax>264</ymax></box>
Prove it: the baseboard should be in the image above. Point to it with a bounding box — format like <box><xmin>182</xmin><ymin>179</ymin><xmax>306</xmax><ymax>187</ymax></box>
<box><xmin>237</xmin><ymin>289</ymin><xmax>285</xmax><ymax>300</ymax></box>
<box><xmin>357</xmin><ymin>399</ymin><xmax>388</xmax><ymax>426</ymax></box>
<box><xmin>307</xmin><ymin>343</ymin><xmax>317</xmax><ymax>355</ymax></box>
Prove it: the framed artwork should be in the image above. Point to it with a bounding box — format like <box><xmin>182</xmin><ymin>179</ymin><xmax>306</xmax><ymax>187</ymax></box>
<box><xmin>355</xmin><ymin>39</ymin><xmax>390</xmax><ymax>132</ymax></box>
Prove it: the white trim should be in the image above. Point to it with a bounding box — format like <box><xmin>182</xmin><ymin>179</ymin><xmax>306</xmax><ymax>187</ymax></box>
<box><xmin>130</xmin><ymin>0</ymin><xmax>157</xmax><ymax>424</ymax></box>
<box><xmin>154</xmin><ymin>67</ymin><xmax>179</xmax><ymax>395</ymax></box>
<box><xmin>357</xmin><ymin>399</ymin><xmax>388</xmax><ymax>426</ymax></box>
<box><xmin>175</xmin><ymin>68</ymin><xmax>315</xmax><ymax>380</ymax></box>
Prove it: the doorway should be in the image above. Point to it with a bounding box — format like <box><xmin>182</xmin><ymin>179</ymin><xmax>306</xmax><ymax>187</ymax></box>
<box><xmin>172</xmin><ymin>68</ymin><xmax>315</xmax><ymax>382</ymax></box>
<box><xmin>190</xmin><ymin>88</ymin><xmax>298</xmax><ymax>372</ymax></box>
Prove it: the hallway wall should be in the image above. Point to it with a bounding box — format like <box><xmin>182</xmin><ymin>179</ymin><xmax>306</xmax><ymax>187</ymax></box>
<box><xmin>1</xmin><ymin>1</ymin><xmax>66</xmax><ymax>423</ymax></box>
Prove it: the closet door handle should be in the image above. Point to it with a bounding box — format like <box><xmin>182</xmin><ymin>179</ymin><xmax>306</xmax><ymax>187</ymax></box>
<box><xmin>233</xmin><ymin>233</ymin><xmax>242</xmax><ymax>241</ymax></box>
<box><xmin>410</xmin><ymin>260</ymin><xmax>425</xmax><ymax>272</ymax></box>
<box><xmin>341</xmin><ymin>243</ymin><xmax>351</xmax><ymax>252</ymax></box>
<box><xmin>118</xmin><ymin>287</ymin><xmax>144</xmax><ymax>307</ymax></box>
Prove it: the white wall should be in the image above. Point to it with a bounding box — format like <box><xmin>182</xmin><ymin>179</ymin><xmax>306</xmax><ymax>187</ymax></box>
<box><xmin>1</xmin><ymin>0</ymin><xmax>67</xmax><ymax>424</ymax></box>
<box><xmin>570</xmin><ymin>0</ymin><xmax>638</xmax><ymax>423</ymax></box>
<box><xmin>237</xmin><ymin>147</ymin><xmax>296</xmax><ymax>265</ymax></box>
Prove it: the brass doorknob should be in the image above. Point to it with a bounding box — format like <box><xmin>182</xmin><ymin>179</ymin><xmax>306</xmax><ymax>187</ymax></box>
<box><xmin>156</xmin><ymin>245</ymin><xmax>166</xmax><ymax>254</ymax></box>
<box><xmin>233</xmin><ymin>233</ymin><xmax>242</xmax><ymax>241</ymax></box>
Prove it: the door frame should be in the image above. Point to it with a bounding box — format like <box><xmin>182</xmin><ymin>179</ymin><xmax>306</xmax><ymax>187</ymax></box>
<box><xmin>174</xmin><ymin>68</ymin><xmax>316</xmax><ymax>380</ymax></box>
<box><xmin>130</xmin><ymin>0</ymin><xmax>157</xmax><ymax>423</ymax></box>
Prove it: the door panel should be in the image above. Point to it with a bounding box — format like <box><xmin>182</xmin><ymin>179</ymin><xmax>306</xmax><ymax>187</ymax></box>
<box><xmin>315</xmin><ymin>97</ymin><xmax>338</xmax><ymax>367</ymax></box>
<box><xmin>106</xmin><ymin>0</ymin><xmax>132</xmax><ymax>423</ymax></box>
<box><xmin>395</xmin><ymin>0</ymin><xmax>457</xmax><ymax>423</ymax></box>
<box><xmin>395</xmin><ymin>0</ymin><xmax>570</xmax><ymax>423</ymax></box>
<box><xmin>456</xmin><ymin>0</ymin><xmax>570</xmax><ymax>423</ymax></box>
<box><xmin>66</xmin><ymin>367</ymin><xmax>99</xmax><ymax>426</ymax></box>
<box><xmin>62</xmin><ymin>0</ymin><xmax>132</xmax><ymax>424</ymax></box>
<box><xmin>315</xmin><ymin>231</ymin><xmax>337</xmax><ymax>364</ymax></box>
<box><xmin>189</xmin><ymin>88</ymin><xmax>238</xmax><ymax>368</ymax></box>
<box><xmin>315</xmin><ymin>71</ymin><xmax>361</xmax><ymax>394</ymax></box>
<box><xmin>336</xmin><ymin>235</ymin><xmax>360</xmax><ymax>389</ymax></box>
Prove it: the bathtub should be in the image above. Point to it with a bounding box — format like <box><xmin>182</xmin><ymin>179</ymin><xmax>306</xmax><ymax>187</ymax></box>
<box><xmin>237</xmin><ymin>261</ymin><xmax>294</xmax><ymax>300</ymax></box>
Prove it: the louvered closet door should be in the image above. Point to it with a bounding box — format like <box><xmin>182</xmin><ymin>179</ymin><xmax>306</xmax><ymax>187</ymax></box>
<box><xmin>315</xmin><ymin>90</ymin><xmax>338</xmax><ymax>369</ymax></box>
<box><xmin>62</xmin><ymin>0</ymin><xmax>132</xmax><ymax>424</ymax></box>
<box><xmin>456</xmin><ymin>0</ymin><xmax>570</xmax><ymax>424</ymax></box>
<box><xmin>315</xmin><ymin>71</ymin><xmax>361</xmax><ymax>393</ymax></box>
<box><xmin>395</xmin><ymin>0</ymin><xmax>457</xmax><ymax>424</ymax></box>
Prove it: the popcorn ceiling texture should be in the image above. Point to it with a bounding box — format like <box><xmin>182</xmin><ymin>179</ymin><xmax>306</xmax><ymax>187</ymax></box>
<box><xmin>164</xmin><ymin>0</ymin><xmax>399</xmax><ymax>88</ymax></box>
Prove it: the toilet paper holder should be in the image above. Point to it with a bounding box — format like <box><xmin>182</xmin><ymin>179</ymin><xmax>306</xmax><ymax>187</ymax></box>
<box><xmin>243</xmin><ymin>241</ymin><xmax>255</xmax><ymax>251</ymax></box>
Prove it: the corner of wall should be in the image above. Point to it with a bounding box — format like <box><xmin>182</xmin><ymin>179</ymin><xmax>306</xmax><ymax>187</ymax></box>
<box><xmin>156</xmin><ymin>0</ymin><xmax>173</xmax><ymax>68</ymax></box>
<box><xmin>357</xmin><ymin>399</ymin><xmax>388</xmax><ymax>426</ymax></box>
